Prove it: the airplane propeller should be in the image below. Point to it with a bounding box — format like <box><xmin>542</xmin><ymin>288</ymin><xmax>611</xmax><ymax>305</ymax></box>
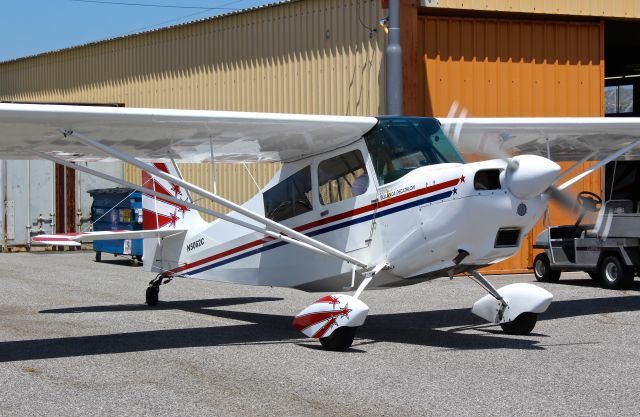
<box><xmin>445</xmin><ymin>101</ymin><xmax>584</xmax><ymax>215</ymax></box>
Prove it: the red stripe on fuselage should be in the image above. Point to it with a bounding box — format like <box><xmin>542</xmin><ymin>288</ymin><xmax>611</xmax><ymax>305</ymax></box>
<box><xmin>167</xmin><ymin>176</ymin><xmax>461</xmax><ymax>275</ymax></box>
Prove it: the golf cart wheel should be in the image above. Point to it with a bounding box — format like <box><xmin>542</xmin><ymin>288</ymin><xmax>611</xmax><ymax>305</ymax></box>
<box><xmin>588</xmin><ymin>271</ymin><xmax>602</xmax><ymax>282</ymax></box>
<box><xmin>600</xmin><ymin>255</ymin><xmax>634</xmax><ymax>290</ymax></box>
<box><xmin>500</xmin><ymin>313</ymin><xmax>538</xmax><ymax>335</ymax></box>
<box><xmin>319</xmin><ymin>326</ymin><xmax>356</xmax><ymax>351</ymax></box>
<box><xmin>533</xmin><ymin>253</ymin><xmax>561</xmax><ymax>283</ymax></box>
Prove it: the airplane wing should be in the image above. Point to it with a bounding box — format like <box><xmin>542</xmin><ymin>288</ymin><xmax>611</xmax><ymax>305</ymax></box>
<box><xmin>0</xmin><ymin>103</ymin><xmax>377</xmax><ymax>163</ymax></box>
<box><xmin>3</xmin><ymin>103</ymin><xmax>640</xmax><ymax>163</ymax></box>
<box><xmin>31</xmin><ymin>229</ymin><xmax>187</xmax><ymax>247</ymax></box>
<box><xmin>438</xmin><ymin>117</ymin><xmax>640</xmax><ymax>161</ymax></box>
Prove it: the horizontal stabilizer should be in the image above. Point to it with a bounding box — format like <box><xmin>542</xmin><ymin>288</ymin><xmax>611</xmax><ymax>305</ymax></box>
<box><xmin>32</xmin><ymin>229</ymin><xmax>187</xmax><ymax>246</ymax></box>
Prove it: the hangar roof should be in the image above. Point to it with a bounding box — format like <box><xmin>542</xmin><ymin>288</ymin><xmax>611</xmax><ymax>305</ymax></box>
<box><xmin>0</xmin><ymin>0</ymin><xmax>295</xmax><ymax>65</ymax></box>
<box><xmin>3</xmin><ymin>0</ymin><xmax>640</xmax><ymax>65</ymax></box>
<box><xmin>421</xmin><ymin>0</ymin><xmax>640</xmax><ymax>19</ymax></box>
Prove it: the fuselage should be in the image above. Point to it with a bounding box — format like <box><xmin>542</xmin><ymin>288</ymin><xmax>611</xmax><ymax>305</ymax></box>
<box><xmin>145</xmin><ymin>116</ymin><xmax>553</xmax><ymax>292</ymax></box>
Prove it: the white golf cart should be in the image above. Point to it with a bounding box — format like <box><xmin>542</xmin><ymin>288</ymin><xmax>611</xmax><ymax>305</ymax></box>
<box><xmin>533</xmin><ymin>189</ymin><xmax>640</xmax><ymax>289</ymax></box>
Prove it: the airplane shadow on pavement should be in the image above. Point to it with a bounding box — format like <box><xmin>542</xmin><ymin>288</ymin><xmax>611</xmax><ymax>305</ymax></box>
<box><xmin>1</xmin><ymin>295</ymin><xmax>639</xmax><ymax>362</ymax></box>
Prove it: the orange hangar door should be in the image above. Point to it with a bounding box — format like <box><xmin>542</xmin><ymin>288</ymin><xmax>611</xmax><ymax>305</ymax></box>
<box><xmin>413</xmin><ymin>15</ymin><xmax>604</xmax><ymax>273</ymax></box>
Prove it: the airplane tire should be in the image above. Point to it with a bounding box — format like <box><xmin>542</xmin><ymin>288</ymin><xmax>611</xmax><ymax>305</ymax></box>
<box><xmin>600</xmin><ymin>255</ymin><xmax>634</xmax><ymax>290</ymax></box>
<box><xmin>145</xmin><ymin>285</ymin><xmax>159</xmax><ymax>306</ymax></box>
<box><xmin>533</xmin><ymin>253</ymin><xmax>560</xmax><ymax>283</ymax></box>
<box><xmin>319</xmin><ymin>326</ymin><xmax>356</xmax><ymax>351</ymax></box>
<box><xmin>500</xmin><ymin>312</ymin><xmax>538</xmax><ymax>335</ymax></box>
<box><xmin>95</xmin><ymin>251</ymin><xmax>101</xmax><ymax>262</ymax></box>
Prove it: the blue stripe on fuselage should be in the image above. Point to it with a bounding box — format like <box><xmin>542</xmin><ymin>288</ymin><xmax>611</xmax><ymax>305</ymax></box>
<box><xmin>188</xmin><ymin>190</ymin><xmax>453</xmax><ymax>275</ymax></box>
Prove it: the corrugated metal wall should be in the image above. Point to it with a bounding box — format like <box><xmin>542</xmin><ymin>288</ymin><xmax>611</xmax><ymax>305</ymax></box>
<box><xmin>124</xmin><ymin>162</ymin><xmax>280</xmax><ymax>221</ymax></box>
<box><xmin>0</xmin><ymin>0</ymin><xmax>385</xmax><ymax>218</ymax></box>
<box><xmin>422</xmin><ymin>0</ymin><xmax>640</xmax><ymax>19</ymax></box>
<box><xmin>417</xmin><ymin>16</ymin><xmax>604</xmax><ymax>273</ymax></box>
<box><xmin>0</xmin><ymin>0</ymin><xmax>383</xmax><ymax>114</ymax></box>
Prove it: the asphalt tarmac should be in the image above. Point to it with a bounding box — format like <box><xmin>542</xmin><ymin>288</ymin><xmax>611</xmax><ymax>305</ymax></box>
<box><xmin>1</xmin><ymin>251</ymin><xmax>639</xmax><ymax>416</ymax></box>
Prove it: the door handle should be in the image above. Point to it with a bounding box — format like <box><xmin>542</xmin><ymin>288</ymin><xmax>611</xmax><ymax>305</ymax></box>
<box><xmin>320</xmin><ymin>210</ymin><xmax>329</xmax><ymax>217</ymax></box>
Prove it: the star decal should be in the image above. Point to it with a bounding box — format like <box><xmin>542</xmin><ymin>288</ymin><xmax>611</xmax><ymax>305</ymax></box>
<box><xmin>169</xmin><ymin>210</ymin><xmax>179</xmax><ymax>227</ymax></box>
<box><xmin>452</xmin><ymin>188</ymin><xmax>457</xmax><ymax>195</ymax></box>
<box><xmin>459</xmin><ymin>175</ymin><xmax>466</xmax><ymax>183</ymax></box>
<box><xmin>171</xmin><ymin>183</ymin><xmax>182</xmax><ymax>197</ymax></box>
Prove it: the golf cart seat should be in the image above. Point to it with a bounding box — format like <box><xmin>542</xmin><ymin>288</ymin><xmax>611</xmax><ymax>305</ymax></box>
<box><xmin>584</xmin><ymin>199</ymin><xmax>636</xmax><ymax>238</ymax></box>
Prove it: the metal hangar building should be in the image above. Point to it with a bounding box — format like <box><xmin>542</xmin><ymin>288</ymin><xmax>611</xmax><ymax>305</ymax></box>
<box><xmin>1</xmin><ymin>0</ymin><xmax>639</xmax><ymax>273</ymax></box>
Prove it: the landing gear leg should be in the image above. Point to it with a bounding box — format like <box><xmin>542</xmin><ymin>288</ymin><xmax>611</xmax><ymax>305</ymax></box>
<box><xmin>145</xmin><ymin>274</ymin><xmax>173</xmax><ymax>306</ymax></box>
<box><xmin>468</xmin><ymin>269</ymin><xmax>540</xmax><ymax>336</ymax></box>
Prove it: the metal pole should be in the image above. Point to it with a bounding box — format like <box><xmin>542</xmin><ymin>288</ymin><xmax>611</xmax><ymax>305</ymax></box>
<box><xmin>210</xmin><ymin>138</ymin><xmax>217</xmax><ymax>194</ymax></box>
<box><xmin>386</xmin><ymin>0</ymin><xmax>402</xmax><ymax>115</ymax></box>
<box><xmin>27</xmin><ymin>160</ymin><xmax>31</xmax><ymax>248</ymax></box>
<box><xmin>1</xmin><ymin>160</ymin><xmax>6</xmax><ymax>252</ymax></box>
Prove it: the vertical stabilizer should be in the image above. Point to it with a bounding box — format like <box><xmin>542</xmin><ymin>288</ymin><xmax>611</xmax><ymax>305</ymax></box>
<box><xmin>141</xmin><ymin>162</ymin><xmax>206</xmax><ymax>273</ymax></box>
<box><xmin>141</xmin><ymin>162</ymin><xmax>203</xmax><ymax>230</ymax></box>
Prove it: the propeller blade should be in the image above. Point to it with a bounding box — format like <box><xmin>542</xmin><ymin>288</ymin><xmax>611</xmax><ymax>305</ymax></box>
<box><xmin>445</xmin><ymin>101</ymin><xmax>581</xmax><ymax>217</ymax></box>
<box><xmin>544</xmin><ymin>185</ymin><xmax>585</xmax><ymax>216</ymax></box>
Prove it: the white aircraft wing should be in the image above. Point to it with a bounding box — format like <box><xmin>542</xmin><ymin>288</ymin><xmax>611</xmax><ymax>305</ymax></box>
<box><xmin>0</xmin><ymin>103</ymin><xmax>377</xmax><ymax>163</ymax></box>
<box><xmin>31</xmin><ymin>229</ymin><xmax>187</xmax><ymax>247</ymax></box>
<box><xmin>439</xmin><ymin>117</ymin><xmax>640</xmax><ymax>161</ymax></box>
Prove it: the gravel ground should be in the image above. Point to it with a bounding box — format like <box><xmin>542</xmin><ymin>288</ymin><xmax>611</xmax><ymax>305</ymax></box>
<box><xmin>1</xmin><ymin>251</ymin><xmax>639</xmax><ymax>416</ymax></box>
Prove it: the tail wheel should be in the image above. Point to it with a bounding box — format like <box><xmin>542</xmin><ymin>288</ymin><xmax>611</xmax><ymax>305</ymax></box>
<box><xmin>145</xmin><ymin>285</ymin><xmax>159</xmax><ymax>306</ymax></box>
<box><xmin>319</xmin><ymin>326</ymin><xmax>357</xmax><ymax>351</ymax></box>
<box><xmin>600</xmin><ymin>255</ymin><xmax>634</xmax><ymax>289</ymax></box>
<box><xmin>533</xmin><ymin>253</ymin><xmax>561</xmax><ymax>283</ymax></box>
<box><xmin>500</xmin><ymin>312</ymin><xmax>538</xmax><ymax>335</ymax></box>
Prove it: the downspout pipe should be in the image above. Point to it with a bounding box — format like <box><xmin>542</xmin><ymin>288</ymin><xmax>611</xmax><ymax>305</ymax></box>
<box><xmin>1</xmin><ymin>160</ymin><xmax>6</xmax><ymax>252</ymax></box>
<box><xmin>386</xmin><ymin>0</ymin><xmax>402</xmax><ymax>115</ymax></box>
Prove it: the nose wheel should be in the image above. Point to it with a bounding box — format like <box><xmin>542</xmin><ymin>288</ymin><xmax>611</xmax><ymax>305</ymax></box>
<box><xmin>500</xmin><ymin>312</ymin><xmax>538</xmax><ymax>335</ymax></box>
<box><xmin>319</xmin><ymin>327</ymin><xmax>357</xmax><ymax>351</ymax></box>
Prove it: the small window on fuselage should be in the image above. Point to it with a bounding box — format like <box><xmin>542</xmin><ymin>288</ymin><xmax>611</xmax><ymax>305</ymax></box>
<box><xmin>318</xmin><ymin>150</ymin><xmax>368</xmax><ymax>205</ymax></box>
<box><xmin>263</xmin><ymin>166</ymin><xmax>313</xmax><ymax>222</ymax></box>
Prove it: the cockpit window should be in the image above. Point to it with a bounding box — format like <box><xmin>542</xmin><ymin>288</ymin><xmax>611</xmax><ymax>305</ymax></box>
<box><xmin>263</xmin><ymin>166</ymin><xmax>313</xmax><ymax>222</ymax></box>
<box><xmin>364</xmin><ymin>117</ymin><xmax>465</xmax><ymax>185</ymax></box>
<box><xmin>318</xmin><ymin>150</ymin><xmax>368</xmax><ymax>205</ymax></box>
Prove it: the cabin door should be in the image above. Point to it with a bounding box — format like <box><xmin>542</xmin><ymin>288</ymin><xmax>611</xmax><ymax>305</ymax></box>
<box><xmin>311</xmin><ymin>147</ymin><xmax>376</xmax><ymax>253</ymax></box>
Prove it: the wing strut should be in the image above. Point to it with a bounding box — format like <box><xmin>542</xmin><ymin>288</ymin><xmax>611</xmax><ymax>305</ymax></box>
<box><xmin>38</xmin><ymin>151</ymin><xmax>338</xmax><ymax>259</ymax></box>
<box><xmin>57</xmin><ymin>130</ymin><xmax>369</xmax><ymax>269</ymax></box>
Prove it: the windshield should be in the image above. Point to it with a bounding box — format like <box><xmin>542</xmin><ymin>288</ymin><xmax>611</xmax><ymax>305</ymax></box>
<box><xmin>364</xmin><ymin>117</ymin><xmax>465</xmax><ymax>185</ymax></box>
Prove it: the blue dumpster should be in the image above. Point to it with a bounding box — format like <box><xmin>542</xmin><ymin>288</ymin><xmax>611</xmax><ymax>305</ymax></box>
<box><xmin>89</xmin><ymin>187</ymin><xmax>143</xmax><ymax>264</ymax></box>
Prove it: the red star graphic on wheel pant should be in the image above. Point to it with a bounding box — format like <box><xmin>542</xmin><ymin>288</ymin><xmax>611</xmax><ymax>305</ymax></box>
<box><xmin>459</xmin><ymin>175</ymin><xmax>466</xmax><ymax>183</ymax></box>
<box><xmin>316</xmin><ymin>295</ymin><xmax>341</xmax><ymax>308</ymax></box>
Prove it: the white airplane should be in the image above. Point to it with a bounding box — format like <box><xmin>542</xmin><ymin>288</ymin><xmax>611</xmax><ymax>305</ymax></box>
<box><xmin>1</xmin><ymin>102</ymin><xmax>640</xmax><ymax>351</ymax></box>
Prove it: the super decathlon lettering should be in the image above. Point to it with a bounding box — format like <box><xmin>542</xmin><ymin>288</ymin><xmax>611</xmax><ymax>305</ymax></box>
<box><xmin>187</xmin><ymin>238</ymin><xmax>205</xmax><ymax>252</ymax></box>
<box><xmin>378</xmin><ymin>185</ymin><xmax>416</xmax><ymax>200</ymax></box>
